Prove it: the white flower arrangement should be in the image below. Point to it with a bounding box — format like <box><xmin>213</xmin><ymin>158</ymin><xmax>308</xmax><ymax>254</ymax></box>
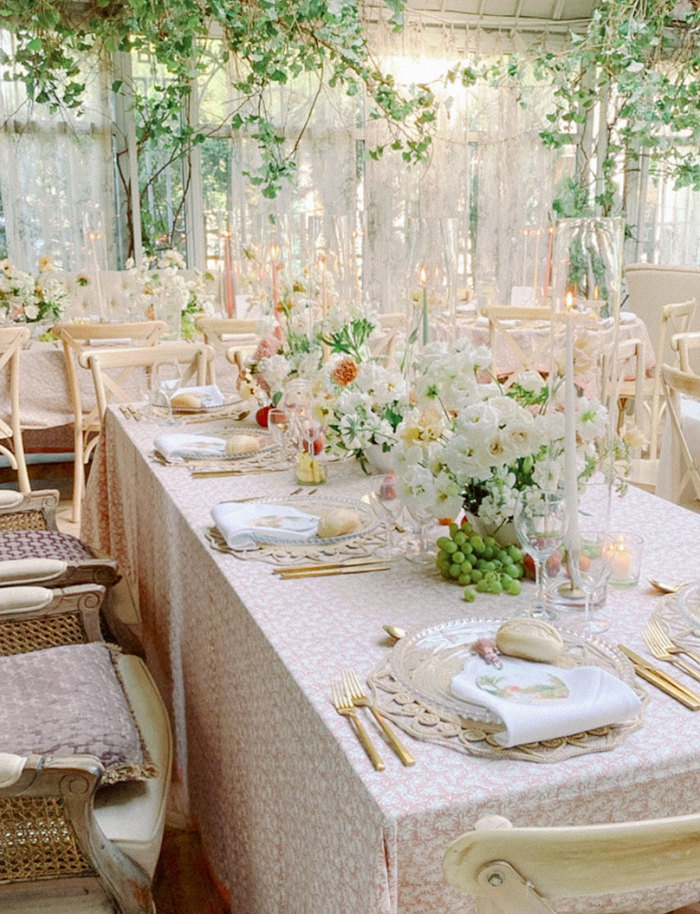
<box><xmin>0</xmin><ymin>259</ymin><xmax>68</xmax><ymax>325</ymax></box>
<box><xmin>392</xmin><ymin>339</ymin><xmax>621</xmax><ymax>531</ymax></box>
<box><xmin>123</xmin><ymin>250</ymin><xmax>216</xmax><ymax>337</ymax></box>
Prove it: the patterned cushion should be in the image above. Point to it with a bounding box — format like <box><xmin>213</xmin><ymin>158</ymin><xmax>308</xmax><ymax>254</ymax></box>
<box><xmin>0</xmin><ymin>529</ymin><xmax>95</xmax><ymax>564</ymax></box>
<box><xmin>0</xmin><ymin>642</ymin><xmax>157</xmax><ymax>784</ymax></box>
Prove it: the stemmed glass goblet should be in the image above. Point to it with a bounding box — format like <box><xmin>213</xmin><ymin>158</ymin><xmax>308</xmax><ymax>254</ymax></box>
<box><xmin>513</xmin><ymin>491</ymin><xmax>568</xmax><ymax>621</ymax></box>
<box><xmin>567</xmin><ymin>530</ymin><xmax>616</xmax><ymax>634</ymax></box>
<box><xmin>267</xmin><ymin>407</ymin><xmax>295</xmax><ymax>460</ymax></box>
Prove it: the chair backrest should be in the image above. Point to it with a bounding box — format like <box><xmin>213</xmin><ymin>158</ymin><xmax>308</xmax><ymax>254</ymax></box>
<box><xmin>0</xmin><ymin>326</ymin><xmax>31</xmax><ymax>493</ymax></box>
<box><xmin>624</xmin><ymin>263</ymin><xmax>700</xmax><ymax>364</ymax></box>
<box><xmin>673</xmin><ymin>330</ymin><xmax>700</xmax><ymax>376</ymax></box>
<box><xmin>481</xmin><ymin>305</ymin><xmax>553</xmax><ymax>387</ymax></box>
<box><xmin>645</xmin><ymin>299</ymin><xmax>696</xmax><ymax>460</ymax></box>
<box><xmin>443</xmin><ymin>813</ymin><xmax>700</xmax><ymax>914</ymax></box>
<box><xmin>661</xmin><ymin>362</ymin><xmax>700</xmax><ymax>505</ymax></box>
<box><xmin>80</xmin><ymin>340</ymin><xmax>214</xmax><ymax>423</ymax></box>
<box><xmin>195</xmin><ymin>315</ymin><xmax>259</xmax><ymax>383</ymax></box>
<box><xmin>53</xmin><ymin>320</ymin><xmax>168</xmax><ymax>435</ymax></box>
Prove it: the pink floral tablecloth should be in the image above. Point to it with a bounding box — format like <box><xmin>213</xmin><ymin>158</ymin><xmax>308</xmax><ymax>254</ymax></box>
<box><xmin>82</xmin><ymin>410</ymin><xmax>700</xmax><ymax>914</ymax></box>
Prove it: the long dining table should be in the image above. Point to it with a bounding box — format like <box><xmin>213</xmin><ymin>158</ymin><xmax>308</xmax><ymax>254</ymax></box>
<box><xmin>81</xmin><ymin>407</ymin><xmax>700</xmax><ymax>914</ymax></box>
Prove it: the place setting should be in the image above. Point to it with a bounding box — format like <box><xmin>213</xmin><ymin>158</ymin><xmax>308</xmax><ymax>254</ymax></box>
<box><xmin>204</xmin><ymin>492</ymin><xmax>390</xmax><ymax>570</ymax></box>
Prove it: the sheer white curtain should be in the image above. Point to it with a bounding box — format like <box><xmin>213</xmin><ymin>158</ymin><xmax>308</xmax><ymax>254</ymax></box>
<box><xmin>0</xmin><ymin>35</ymin><xmax>116</xmax><ymax>272</ymax></box>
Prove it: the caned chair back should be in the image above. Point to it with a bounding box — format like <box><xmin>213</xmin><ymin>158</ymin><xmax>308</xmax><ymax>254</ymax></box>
<box><xmin>661</xmin><ymin>362</ymin><xmax>700</xmax><ymax>506</ymax></box>
<box><xmin>0</xmin><ymin>326</ymin><xmax>31</xmax><ymax>493</ymax></box>
<box><xmin>195</xmin><ymin>315</ymin><xmax>259</xmax><ymax>384</ymax></box>
<box><xmin>481</xmin><ymin>305</ymin><xmax>553</xmax><ymax>387</ymax></box>
<box><xmin>0</xmin><ymin>488</ymin><xmax>59</xmax><ymax>531</ymax></box>
<box><xmin>443</xmin><ymin>813</ymin><xmax>700</xmax><ymax>914</ymax></box>
<box><xmin>80</xmin><ymin>340</ymin><xmax>214</xmax><ymax>424</ymax></box>
<box><xmin>53</xmin><ymin>320</ymin><xmax>167</xmax><ymax>527</ymax></box>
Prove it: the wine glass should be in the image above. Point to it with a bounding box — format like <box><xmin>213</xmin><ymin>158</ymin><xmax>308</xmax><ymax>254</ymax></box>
<box><xmin>267</xmin><ymin>407</ymin><xmax>294</xmax><ymax>459</ymax></box>
<box><xmin>513</xmin><ymin>491</ymin><xmax>568</xmax><ymax>621</ymax></box>
<box><xmin>152</xmin><ymin>360</ymin><xmax>184</xmax><ymax>425</ymax></box>
<box><xmin>567</xmin><ymin>530</ymin><xmax>616</xmax><ymax>634</ymax></box>
<box><xmin>404</xmin><ymin>500</ymin><xmax>437</xmax><ymax>570</ymax></box>
<box><xmin>368</xmin><ymin>472</ymin><xmax>405</xmax><ymax>559</ymax></box>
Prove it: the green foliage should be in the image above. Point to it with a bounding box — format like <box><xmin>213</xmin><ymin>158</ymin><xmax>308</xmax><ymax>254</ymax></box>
<box><xmin>0</xmin><ymin>0</ymin><xmax>440</xmax><ymax>251</ymax></box>
<box><xmin>449</xmin><ymin>0</ymin><xmax>699</xmax><ymax>217</ymax></box>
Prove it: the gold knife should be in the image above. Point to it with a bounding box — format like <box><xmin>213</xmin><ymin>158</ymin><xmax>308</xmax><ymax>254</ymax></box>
<box><xmin>618</xmin><ymin>644</ymin><xmax>700</xmax><ymax>710</ymax></box>
<box><xmin>278</xmin><ymin>564</ymin><xmax>390</xmax><ymax>580</ymax></box>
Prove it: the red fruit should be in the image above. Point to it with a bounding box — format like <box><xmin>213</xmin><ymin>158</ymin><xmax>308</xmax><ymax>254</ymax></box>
<box><xmin>545</xmin><ymin>550</ymin><xmax>562</xmax><ymax>576</ymax></box>
<box><xmin>302</xmin><ymin>430</ymin><xmax>325</xmax><ymax>455</ymax></box>
<box><xmin>523</xmin><ymin>554</ymin><xmax>536</xmax><ymax>579</ymax></box>
<box><xmin>256</xmin><ymin>405</ymin><xmax>271</xmax><ymax>428</ymax></box>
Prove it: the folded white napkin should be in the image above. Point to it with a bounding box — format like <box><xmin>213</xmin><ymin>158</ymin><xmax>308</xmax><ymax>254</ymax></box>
<box><xmin>160</xmin><ymin>382</ymin><xmax>226</xmax><ymax>408</ymax></box>
<box><xmin>154</xmin><ymin>433</ymin><xmax>227</xmax><ymax>462</ymax></box>
<box><xmin>451</xmin><ymin>655</ymin><xmax>640</xmax><ymax>748</ymax></box>
<box><xmin>212</xmin><ymin>502</ymin><xmax>320</xmax><ymax>551</ymax></box>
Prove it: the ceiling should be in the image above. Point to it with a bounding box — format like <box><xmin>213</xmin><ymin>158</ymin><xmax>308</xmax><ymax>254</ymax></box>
<box><xmin>403</xmin><ymin>0</ymin><xmax>599</xmax><ymax>32</ymax></box>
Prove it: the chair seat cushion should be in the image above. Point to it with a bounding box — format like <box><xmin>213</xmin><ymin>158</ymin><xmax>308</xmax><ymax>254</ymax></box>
<box><xmin>0</xmin><ymin>529</ymin><xmax>95</xmax><ymax>563</ymax></box>
<box><xmin>94</xmin><ymin>654</ymin><xmax>173</xmax><ymax>876</ymax></box>
<box><xmin>0</xmin><ymin>642</ymin><xmax>157</xmax><ymax>785</ymax></box>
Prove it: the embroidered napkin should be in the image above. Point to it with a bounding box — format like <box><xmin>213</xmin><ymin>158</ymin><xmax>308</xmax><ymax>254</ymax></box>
<box><xmin>450</xmin><ymin>655</ymin><xmax>641</xmax><ymax>748</ymax></box>
<box><xmin>212</xmin><ymin>501</ymin><xmax>320</xmax><ymax>551</ymax></box>
<box><xmin>154</xmin><ymin>433</ymin><xmax>227</xmax><ymax>463</ymax></box>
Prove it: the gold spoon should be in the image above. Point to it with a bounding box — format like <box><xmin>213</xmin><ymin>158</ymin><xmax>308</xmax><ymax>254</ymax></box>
<box><xmin>383</xmin><ymin>624</ymin><xmax>407</xmax><ymax>641</ymax></box>
<box><xmin>648</xmin><ymin>578</ymin><xmax>691</xmax><ymax>595</ymax></box>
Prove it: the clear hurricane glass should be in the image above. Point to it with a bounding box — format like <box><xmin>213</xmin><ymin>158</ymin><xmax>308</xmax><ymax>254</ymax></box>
<box><xmin>513</xmin><ymin>491</ymin><xmax>568</xmax><ymax>621</ymax></box>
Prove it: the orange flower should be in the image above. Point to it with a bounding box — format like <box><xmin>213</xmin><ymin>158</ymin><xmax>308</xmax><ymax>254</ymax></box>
<box><xmin>332</xmin><ymin>356</ymin><xmax>359</xmax><ymax>387</ymax></box>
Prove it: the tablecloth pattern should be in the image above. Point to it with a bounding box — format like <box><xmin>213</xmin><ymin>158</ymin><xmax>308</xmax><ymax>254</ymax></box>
<box><xmin>82</xmin><ymin>409</ymin><xmax>700</xmax><ymax>914</ymax></box>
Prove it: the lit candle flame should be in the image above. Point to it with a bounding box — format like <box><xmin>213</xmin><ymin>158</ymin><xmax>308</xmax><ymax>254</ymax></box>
<box><xmin>419</xmin><ymin>266</ymin><xmax>427</xmax><ymax>286</ymax></box>
<box><xmin>565</xmin><ymin>290</ymin><xmax>574</xmax><ymax>311</ymax></box>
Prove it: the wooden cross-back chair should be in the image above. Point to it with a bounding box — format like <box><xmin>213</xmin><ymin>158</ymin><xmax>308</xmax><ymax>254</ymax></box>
<box><xmin>600</xmin><ymin>334</ymin><xmax>646</xmax><ymax>461</ymax></box>
<box><xmin>194</xmin><ymin>314</ymin><xmax>259</xmax><ymax>384</ymax></box>
<box><xmin>661</xmin><ymin>362</ymin><xmax>700</xmax><ymax>507</ymax></box>
<box><xmin>618</xmin><ymin>299</ymin><xmax>696</xmax><ymax>493</ymax></box>
<box><xmin>80</xmin><ymin>340</ymin><xmax>214</xmax><ymax>426</ymax></box>
<box><xmin>443</xmin><ymin>813</ymin><xmax>700</xmax><ymax>914</ymax></box>
<box><xmin>52</xmin><ymin>321</ymin><xmax>168</xmax><ymax>527</ymax></box>
<box><xmin>480</xmin><ymin>305</ymin><xmax>553</xmax><ymax>388</ymax></box>
<box><xmin>0</xmin><ymin>326</ymin><xmax>31</xmax><ymax>493</ymax></box>
<box><xmin>672</xmin><ymin>330</ymin><xmax>700</xmax><ymax>376</ymax></box>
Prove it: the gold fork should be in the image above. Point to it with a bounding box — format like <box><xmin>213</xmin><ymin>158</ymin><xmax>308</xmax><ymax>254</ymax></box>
<box><xmin>331</xmin><ymin>682</ymin><xmax>385</xmax><ymax>771</ymax></box>
<box><xmin>643</xmin><ymin>626</ymin><xmax>700</xmax><ymax>682</ymax></box>
<box><xmin>645</xmin><ymin>620</ymin><xmax>700</xmax><ymax>671</ymax></box>
<box><xmin>342</xmin><ymin>670</ymin><xmax>415</xmax><ymax>766</ymax></box>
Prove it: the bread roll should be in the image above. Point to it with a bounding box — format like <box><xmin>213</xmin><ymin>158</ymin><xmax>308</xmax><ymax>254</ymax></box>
<box><xmin>225</xmin><ymin>434</ymin><xmax>261</xmax><ymax>456</ymax></box>
<box><xmin>495</xmin><ymin>618</ymin><xmax>563</xmax><ymax>663</ymax></box>
<box><xmin>170</xmin><ymin>392</ymin><xmax>202</xmax><ymax>409</ymax></box>
<box><xmin>317</xmin><ymin>507</ymin><xmax>361</xmax><ymax>539</ymax></box>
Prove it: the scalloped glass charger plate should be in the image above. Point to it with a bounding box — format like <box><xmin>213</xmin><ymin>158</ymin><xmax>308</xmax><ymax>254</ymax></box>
<box><xmin>389</xmin><ymin>618</ymin><xmax>636</xmax><ymax>726</ymax></box>
<box><xmin>181</xmin><ymin>428</ymin><xmax>275</xmax><ymax>461</ymax></box>
<box><xmin>651</xmin><ymin>586</ymin><xmax>700</xmax><ymax>648</ymax></box>
<box><xmin>213</xmin><ymin>494</ymin><xmax>378</xmax><ymax>549</ymax></box>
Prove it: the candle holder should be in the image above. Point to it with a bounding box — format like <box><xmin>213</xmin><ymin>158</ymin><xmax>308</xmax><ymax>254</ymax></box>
<box><xmin>608</xmin><ymin>532</ymin><xmax>643</xmax><ymax>588</ymax></box>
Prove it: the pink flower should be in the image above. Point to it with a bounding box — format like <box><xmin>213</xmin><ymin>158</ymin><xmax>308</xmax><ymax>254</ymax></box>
<box><xmin>254</xmin><ymin>335</ymin><xmax>281</xmax><ymax>360</ymax></box>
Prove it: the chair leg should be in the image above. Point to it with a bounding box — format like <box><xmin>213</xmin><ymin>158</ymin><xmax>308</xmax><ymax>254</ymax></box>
<box><xmin>72</xmin><ymin>429</ymin><xmax>84</xmax><ymax>528</ymax></box>
<box><xmin>13</xmin><ymin>433</ymin><xmax>30</xmax><ymax>494</ymax></box>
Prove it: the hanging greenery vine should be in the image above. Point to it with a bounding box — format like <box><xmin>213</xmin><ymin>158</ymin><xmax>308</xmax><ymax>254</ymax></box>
<box><xmin>450</xmin><ymin>0</ymin><xmax>699</xmax><ymax>219</ymax></box>
<box><xmin>0</xmin><ymin>0</ymin><xmax>438</xmax><ymax>252</ymax></box>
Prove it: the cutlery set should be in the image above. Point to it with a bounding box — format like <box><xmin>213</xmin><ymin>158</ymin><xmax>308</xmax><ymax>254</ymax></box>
<box><xmin>119</xmin><ymin>404</ymin><xmax>142</xmax><ymax>421</ymax></box>
<box><xmin>331</xmin><ymin>671</ymin><xmax>415</xmax><ymax>769</ymax></box>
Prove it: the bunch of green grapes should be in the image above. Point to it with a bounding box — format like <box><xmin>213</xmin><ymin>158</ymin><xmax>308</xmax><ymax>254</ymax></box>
<box><xmin>435</xmin><ymin>519</ymin><xmax>525</xmax><ymax>602</ymax></box>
